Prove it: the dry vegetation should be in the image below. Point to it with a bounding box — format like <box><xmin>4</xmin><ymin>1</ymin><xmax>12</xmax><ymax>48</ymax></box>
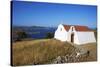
<box><xmin>12</xmin><ymin>39</ymin><xmax>97</xmax><ymax>66</ymax></box>
<box><xmin>79</xmin><ymin>43</ymin><xmax>97</xmax><ymax>61</ymax></box>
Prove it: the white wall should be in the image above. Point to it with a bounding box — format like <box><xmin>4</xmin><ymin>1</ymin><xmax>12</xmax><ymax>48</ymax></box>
<box><xmin>67</xmin><ymin>26</ymin><xmax>76</xmax><ymax>42</ymax></box>
<box><xmin>73</xmin><ymin>32</ymin><xmax>80</xmax><ymax>44</ymax></box>
<box><xmin>54</xmin><ymin>25</ymin><xmax>96</xmax><ymax>45</ymax></box>
<box><xmin>76</xmin><ymin>32</ymin><xmax>96</xmax><ymax>45</ymax></box>
<box><xmin>67</xmin><ymin>26</ymin><xmax>80</xmax><ymax>44</ymax></box>
<box><xmin>54</xmin><ymin>24</ymin><xmax>68</xmax><ymax>41</ymax></box>
<box><xmin>66</xmin><ymin>26</ymin><xmax>96</xmax><ymax>45</ymax></box>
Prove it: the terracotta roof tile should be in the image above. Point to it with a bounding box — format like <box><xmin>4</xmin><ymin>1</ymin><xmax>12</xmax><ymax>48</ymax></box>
<box><xmin>63</xmin><ymin>24</ymin><xmax>92</xmax><ymax>31</ymax></box>
<box><xmin>63</xmin><ymin>25</ymin><xmax>70</xmax><ymax>31</ymax></box>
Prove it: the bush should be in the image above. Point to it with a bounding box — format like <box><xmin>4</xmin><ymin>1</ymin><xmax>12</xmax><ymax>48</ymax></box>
<box><xmin>16</xmin><ymin>31</ymin><xmax>27</xmax><ymax>41</ymax></box>
<box><xmin>45</xmin><ymin>32</ymin><xmax>54</xmax><ymax>38</ymax></box>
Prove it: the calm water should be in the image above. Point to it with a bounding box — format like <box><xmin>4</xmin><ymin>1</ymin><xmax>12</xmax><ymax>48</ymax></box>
<box><xmin>27</xmin><ymin>28</ymin><xmax>56</xmax><ymax>39</ymax></box>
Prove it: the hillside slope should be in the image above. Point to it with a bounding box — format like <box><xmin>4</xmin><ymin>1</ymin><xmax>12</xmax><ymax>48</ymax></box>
<box><xmin>12</xmin><ymin>39</ymin><xmax>97</xmax><ymax>66</ymax></box>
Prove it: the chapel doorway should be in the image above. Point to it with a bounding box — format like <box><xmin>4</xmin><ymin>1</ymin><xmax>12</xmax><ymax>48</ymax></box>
<box><xmin>71</xmin><ymin>33</ymin><xmax>74</xmax><ymax>43</ymax></box>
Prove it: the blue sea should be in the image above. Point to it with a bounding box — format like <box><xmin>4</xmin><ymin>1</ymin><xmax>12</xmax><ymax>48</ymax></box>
<box><xmin>26</xmin><ymin>28</ymin><xmax>56</xmax><ymax>39</ymax></box>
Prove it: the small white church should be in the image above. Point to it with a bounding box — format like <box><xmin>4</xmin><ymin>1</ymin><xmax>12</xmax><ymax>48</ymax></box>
<box><xmin>54</xmin><ymin>24</ymin><xmax>96</xmax><ymax>45</ymax></box>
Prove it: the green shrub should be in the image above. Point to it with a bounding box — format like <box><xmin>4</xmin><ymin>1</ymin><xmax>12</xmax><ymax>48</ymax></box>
<box><xmin>45</xmin><ymin>32</ymin><xmax>54</xmax><ymax>38</ymax></box>
<box><xmin>16</xmin><ymin>31</ymin><xmax>27</xmax><ymax>41</ymax></box>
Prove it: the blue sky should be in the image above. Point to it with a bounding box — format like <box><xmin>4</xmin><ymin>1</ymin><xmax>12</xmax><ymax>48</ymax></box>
<box><xmin>12</xmin><ymin>1</ymin><xmax>97</xmax><ymax>28</ymax></box>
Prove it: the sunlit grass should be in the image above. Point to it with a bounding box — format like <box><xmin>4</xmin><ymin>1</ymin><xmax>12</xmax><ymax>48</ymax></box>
<box><xmin>12</xmin><ymin>39</ymin><xmax>97</xmax><ymax>66</ymax></box>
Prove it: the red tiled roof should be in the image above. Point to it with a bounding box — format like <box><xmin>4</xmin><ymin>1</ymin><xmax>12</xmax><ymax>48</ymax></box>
<box><xmin>63</xmin><ymin>25</ymin><xmax>71</xmax><ymax>31</ymax></box>
<box><xmin>63</xmin><ymin>24</ymin><xmax>92</xmax><ymax>31</ymax></box>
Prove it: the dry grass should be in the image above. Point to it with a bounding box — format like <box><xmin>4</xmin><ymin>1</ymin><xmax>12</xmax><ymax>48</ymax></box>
<box><xmin>12</xmin><ymin>39</ymin><xmax>97</xmax><ymax>66</ymax></box>
<box><xmin>78</xmin><ymin>43</ymin><xmax>97</xmax><ymax>61</ymax></box>
<box><xmin>12</xmin><ymin>39</ymin><xmax>76</xmax><ymax>66</ymax></box>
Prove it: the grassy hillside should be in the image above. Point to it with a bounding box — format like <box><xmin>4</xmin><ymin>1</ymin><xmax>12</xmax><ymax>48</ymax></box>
<box><xmin>12</xmin><ymin>39</ymin><xmax>97</xmax><ymax>66</ymax></box>
<box><xmin>79</xmin><ymin>43</ymin><xmax>97</xmax><ymax>61</ymax></box>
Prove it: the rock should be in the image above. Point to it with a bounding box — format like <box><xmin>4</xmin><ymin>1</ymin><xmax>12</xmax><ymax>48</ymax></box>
<box><xmin>76</xmin><ymin>52</ymin><xmax>80</xmax><ymax>57</ymax></box>
<box><xmin>53</xmin><ymin>56</ymin><xmax>62</xmax><ymax>63</ymax></box>
<box><xmin>64</xmin><ymin>56</ymin><xmax>68</xmax><ymax>62</ymax></box>
<box><xmin>52</xmin><ymin>50</ymin><xmax>90</xmax><ymax>64</ymax></box>
<box><xmin>53</xmin><ymin>55</ymin><xmax>68</xmax><ymax>63</ymax></box>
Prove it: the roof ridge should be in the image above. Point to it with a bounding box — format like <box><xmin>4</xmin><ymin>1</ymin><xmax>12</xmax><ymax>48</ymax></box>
<box><xmin>62</xmin><ymin>24</ymin><xmax>92</xmax><ymax>31</ymax></box>
<box><xmin>62</xmin><ymin>24</ymin><xmax>88</xmax><ymax>27</ymax></box>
